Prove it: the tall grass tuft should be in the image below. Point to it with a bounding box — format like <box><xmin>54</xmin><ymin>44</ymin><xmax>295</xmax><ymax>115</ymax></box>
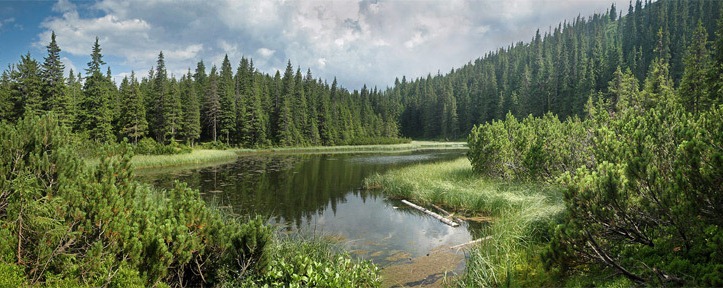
<box><xmin>131</xmin><ymin>149</ymin><xmax>240</xmax><ymax>169</ymax></box>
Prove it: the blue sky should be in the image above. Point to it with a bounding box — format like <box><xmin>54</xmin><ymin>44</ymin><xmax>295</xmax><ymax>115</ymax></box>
<box><xmin>1</xmin><ymin>0</ymin><xmax>625</xmax><ymax>89</ymax></box>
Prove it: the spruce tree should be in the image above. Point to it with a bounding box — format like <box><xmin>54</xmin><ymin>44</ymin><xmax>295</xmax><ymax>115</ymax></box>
<box><xmin>151</xmin><ymin>51</ymin><xmax>170</xmax><ymax>142</ymax></box>
<box><xmin>218</xmin><ymin>55</ymin><xmax>237</xmax><ymax>144</ymax></box>
<box><xmin>276</xmin><ymin>61</ymin><xmax>297</xmax><ymax>146</ymax></box>
<box><xmin>303</xmin><ymin>69</ymin><xmax>321</xmax><ymax>145</ymax></box>
<box><xmin>118</xmin><ymin>72</ymin><xmax>148</xmax><ymax>143</ymax></box>
<box><xmin>269</xmin><ymin>70</ymin><xmax>282</xmax><ymax>143</ymax></box>
<box><xmin>180</xmin><ymin>70</ymin><xmax>201</xmax><ymax>145</ymax></box>
<box><xmin>167</xmin><ymin>77</ymin><xmax>183</xmax><ymax>141</ymax></box>
<box><xmin>708</xmin><ymin>13</ymin><xmax>723</xmax><ymax>106</ymax></box>
<box><xmin>79</xmin><ymin>37</ymin><xmax>114</xmax><ymax>142</ymax></box>
<box><xmin>41</xmin><ymin>31</ymin><xmax>70</xmax><ymax>125</ymax></box>
<box><xmin>204</xmin><ymin>66</ymin><xmax>221</xmax><ymax>142</ymax></box>
<box><xmin>293</xmin><ymin>68</ymin><xmax>308</xmax><ymax>145</ymax></box>
<box><xmin>317</xmin><ymin>80</ymin><xmax>334</xmax><ymax>145</ymax></box>
<box><xmin>9</xmin><ymin>53</ymin><xmax>43</xmax><ymax>119</ymax></box>
<box><xmin>679</xmin><ymin>22</ymin><xmax>711</xmax><ymax>113</ymax></box>
<box><xmin>235</xmin><ymin>57</ymin><xmax>250</xmax><ymax>145</ymax></box>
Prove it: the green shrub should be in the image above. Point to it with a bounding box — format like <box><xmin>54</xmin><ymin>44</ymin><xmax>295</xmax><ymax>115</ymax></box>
<box><xmin>468</xmin><ymin>67</ymin><xmax>723</xmax><ymax>285</ymax></box>
<box><xmin>467</xmin><ymin>112</ymin><xmax>588</xmax><ymax>181</ymax></box>
<box><xmin>134</xmin><ymin>137</ymin><xmax>191</xmax><ymax>155</ymax></box>
<box><xmin>0</xmin><ymin>115</ymin><xmax>273</xmax><ymax>286</ymax></box>
<box><xmin>0</xmin><ymin>262</ymin><xmax>27</xmax><ymax>287</ymax></box>
<box><xmin>248</xmin><ymin>237</ymin><xmax>380</xmax><ymax>287</ymax></box>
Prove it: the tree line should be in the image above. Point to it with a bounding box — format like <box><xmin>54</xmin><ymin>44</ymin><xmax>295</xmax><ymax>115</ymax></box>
<box><xmin>5</xmin><ymin>1</ymin><xmax>720</xmax><ymax>145</ymax></box>
<box><xmin>0</xmin><ymin>35</ymin><xmax>401</xmax><ymax>148</ymax></box>
<box><xmin>392</xmin><ymin>0</ymin><xmax>722</xmax><ymax>139</ymax></box>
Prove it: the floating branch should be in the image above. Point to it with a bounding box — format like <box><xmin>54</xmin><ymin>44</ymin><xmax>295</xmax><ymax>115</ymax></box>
<box><xmin>401</xmin><ymin>199</ymin><xmax>459</xmax><ymax>227</ymax></box>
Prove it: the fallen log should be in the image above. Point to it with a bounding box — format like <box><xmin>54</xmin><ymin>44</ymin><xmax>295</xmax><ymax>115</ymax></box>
<box><xmin>449</xmin><ymin>236</ymin><xmax>493</xmax><ymax>250</ymax></box>
<box><xmin>431</xmin><ymin>204</ymin><xmax>452</xmax><ymax>217</ymax></box>
<box><xmin>401</xmin><ymin>199</ymin><xmax>459</xmax><ymax>227</ymax></box>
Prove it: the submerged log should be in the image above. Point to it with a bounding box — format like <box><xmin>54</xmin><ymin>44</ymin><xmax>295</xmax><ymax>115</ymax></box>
<box><xmin>401</xmin><ymin>199</ymin><xmax>459</xmax><ymax>227</ymax></box>
<box><xmin>449</xmin><ymin>236</ymin><xmax>493</xmax><ymax>250</ymax></box>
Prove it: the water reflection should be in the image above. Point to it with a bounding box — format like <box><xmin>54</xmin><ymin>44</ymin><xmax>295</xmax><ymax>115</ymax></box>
<box><xmin>138</xmin><ymin>150</ymin><xmax>485</xmax><ymax>265</ymax></box>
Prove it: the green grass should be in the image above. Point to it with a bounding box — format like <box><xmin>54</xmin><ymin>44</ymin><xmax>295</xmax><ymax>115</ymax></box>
<box><xmin>252</xmin><ymin>141</ymin><xmax>467</xmax><ymax>154</ymax></box>
<box><xmin>363</xmin><ymin>157</ymin><xmax>564</xmax><ymax>287</ymax></box>
<box><xmin>89</xmin><ymin>141</ymin><xmax>466</xmax><ymax>171</ymax></box>
<box><xmin>251</xmin><ymin>233</ymin><xmax>381</xmax><ymax>287</ymax></box>
<box><xmin>131</xmin><ymin>149</ymin><xmax>241</xmax><ymax>170</ymax></box>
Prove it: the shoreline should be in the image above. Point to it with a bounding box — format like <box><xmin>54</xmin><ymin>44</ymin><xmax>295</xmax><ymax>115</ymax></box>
<box><xmin>131</xmin><ymin>141</ymin><xmax>467</xmax><ymax>171</ymax></box>
<box><xmin>363</xmin><ymin>158</ymin><xmax>564</xmax><ymax>287</ymax></box>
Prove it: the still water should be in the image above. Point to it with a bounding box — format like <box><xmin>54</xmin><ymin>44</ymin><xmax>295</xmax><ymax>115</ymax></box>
<box><xmin>138</xmin><ymin>150</ymin><xmax>484</xmax><ymax>266</ymax></box>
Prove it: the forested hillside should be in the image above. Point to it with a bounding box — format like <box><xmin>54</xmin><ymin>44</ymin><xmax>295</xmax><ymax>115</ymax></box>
<box><xmin>4</xmin><ymin>1</ymin><xmax>719</xmax><ymax>145</ymax></box>
<box><xmin>0</xmin><ymin>35</ymin><xmax>400</xmax><ymax>148</ymax></box>
<box><xmin>393</xmin><ymin>0</ymin><xmax>722</xmax><ymax>139</ymax></box>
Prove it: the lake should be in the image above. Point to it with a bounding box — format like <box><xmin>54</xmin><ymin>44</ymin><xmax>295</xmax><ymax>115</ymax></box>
<box><xmin>137</xmin><ymin>150</ymin><xmax>485</xmax><ymax>267</ymax></box>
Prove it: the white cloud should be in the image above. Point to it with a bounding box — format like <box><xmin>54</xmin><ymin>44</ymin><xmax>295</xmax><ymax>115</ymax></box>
<box><xmin>257</xmin><ymin>48</ymin><xmax>276</xmax><ymax>58</ymax></box>
<box><xmin>52</xmin><ymin>0</ymin><xmax>76</xmax><ymax>13</ymax></box>
<box><xmin>37</xmin><ymin>0</ymin><xmax>626</xmax><ymax>89</ymax></box>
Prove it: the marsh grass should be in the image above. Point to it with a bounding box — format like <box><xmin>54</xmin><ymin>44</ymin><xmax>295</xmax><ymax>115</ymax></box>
<box><xmin>254</xmin><ymin>141</ymin><xmax>467</xmax><ymax>154</ymax></box>
<box><xmin>126</xmin><ymin>141</ymin><xmax>464</xmax><ymax>170</ymax></box>
<box><xmin>364</xmin><ymin>157</ymin><xmax>564</xmax><ymax>287</ymax></box>
<box><xmin>131</xmin><ymin>149</ymin><xmax>241</xmax><ymax>169</ymax></box>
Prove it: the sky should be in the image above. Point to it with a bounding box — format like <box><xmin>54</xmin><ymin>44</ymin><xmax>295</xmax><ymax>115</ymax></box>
<box><xmin>0</xmin><ymin>0</ymin><xmax>625</xmax><ymax>90</ymax></box>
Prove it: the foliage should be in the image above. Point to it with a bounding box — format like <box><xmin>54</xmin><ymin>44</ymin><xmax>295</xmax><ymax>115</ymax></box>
<box><xmin>467</xmin><ymin>112</ymin><xmax>589</xmax><ymax>181</ymax></box>
<box><xmin>0</xmin><ymin>115</ymin><xmax>285</xmax><ymax>286</ymax></box>
<box><xmin>468</xmin><ymin>57</ymin><xmax>723</xmax><ymax>285</ymax></box>
<box><xmin>2</xmin><ymin>38</ymin><xmax>404</xmax><ymax>150</ymax></box>
<box><xmin>133</xmin><ymin>137</ymin><xmax>191</xmax><ymax>155</ymax></box>
<box><xmin>118</xmin><ymin>72</ymin><xmax>148</xmax><ymax>143</ymax></box>
<box><xmin>77</xmin><ymin>38</ymin><xmax>115</xmax><ymax>143</ymax></box>
<box><xmin>242</xmin><ymin>236</ymin><xmax>380</xmax><ymax>287</ymax></box>
<box><xmin>546</xmin><ymin>102</ymin><xmax>723</xmax><ymax>286</ymax></box>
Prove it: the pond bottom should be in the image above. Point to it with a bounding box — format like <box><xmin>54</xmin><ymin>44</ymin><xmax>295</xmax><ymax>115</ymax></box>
<box><xmin>381</xmin><ymin>245</ymin><xmax>466</xmax><ymax>287</ymax></box>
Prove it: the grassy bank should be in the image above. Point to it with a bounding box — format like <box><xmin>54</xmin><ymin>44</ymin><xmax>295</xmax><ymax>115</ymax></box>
<box><xmin>127</xmin><ymin>141</ymin><xmax>466</xmax><ymax>171</ymax></box>
<box><xmin>364</xmin><ymin>157</ymin><xmax>564</xmax><ymax>287</ymax></box>
<box><xmin>130</xmin><ymin>149</ymin><xmax>242</xmax><ymax>169</ymax></box>
<box><xmin>253</xmin><ymin>141</ymin><xmax>467</xmax><ymax>154</ymax></box>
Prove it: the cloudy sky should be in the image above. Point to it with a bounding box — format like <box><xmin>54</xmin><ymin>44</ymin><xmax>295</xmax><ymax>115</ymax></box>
<box><xmin>0</xmin><ymin>0</ymin><xmax>624</xmax><ymax>89</ymax></box>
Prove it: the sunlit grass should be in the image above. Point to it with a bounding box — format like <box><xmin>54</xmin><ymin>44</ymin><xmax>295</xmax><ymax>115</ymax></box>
<box><xmin>255</xmin><ymin>141</ymin><xmax>467</xmax><ymax>154</ymax></box>
<box><xmin>364</xmin><ymin>157</ymin><xmax>564</xmax><ymax>287</ymax></box>
<box><xmin>131</xmin><ymin>149</ymin><xmax>241</xmax><ymax>169</ymax></box>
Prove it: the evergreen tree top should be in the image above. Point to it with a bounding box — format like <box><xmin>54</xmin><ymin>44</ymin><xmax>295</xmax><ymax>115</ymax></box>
<box><xmin>42</xmin><ymin>31</ymin><xmax>64</xmax><ymax>75</ymax></box>
<box><xmin>86</xmin><ymin>37</ymin><xmax>105</xmax><ymax>75</ymax></box>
